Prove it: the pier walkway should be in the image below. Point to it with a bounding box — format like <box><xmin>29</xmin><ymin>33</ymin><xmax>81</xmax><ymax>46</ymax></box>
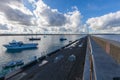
<box><xmin>83</xmin><ymin>37</ymin><xmax>120</xmax><ymax>80</ymax></box>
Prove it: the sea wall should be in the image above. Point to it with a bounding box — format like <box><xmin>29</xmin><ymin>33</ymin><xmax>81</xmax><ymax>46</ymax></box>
<box><xmin>92</xmin><ymin>36</ymin><xmax>120</xmax><ymax>64</ymax></box>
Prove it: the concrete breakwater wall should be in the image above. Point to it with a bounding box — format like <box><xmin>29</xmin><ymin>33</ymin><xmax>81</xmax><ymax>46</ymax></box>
<box><xmin>92</xmin><ymin>36</ymin><xmax>120</xmax><ymax>64</ymax></box>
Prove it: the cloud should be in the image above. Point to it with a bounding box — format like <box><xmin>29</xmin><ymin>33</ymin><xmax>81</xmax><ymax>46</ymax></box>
<box><xmin>32</xmin><ymin>0</ymin><xmax>84</xmax><ymax>33</ymax></box>
<box><xmin>87</xmin><ymin>11</ymin><xmax>120</xmax><ymax>33</ymax></box>
<box><xmin>0</xmin><ymin>24</ymin><xmax>9</xmax><ymax>30</ymax></box>
<box><xmin>0</xmin><ymin>0</ymin><xmax>34</xmax><ymax>26</ymax></box>
<box><xmin>0</xmin><ymin>0</ymin><xmax>37</xmax><ymax>33</ymax></box>
<box><xmin>0</xmin><ymin>0</ymin><xmax>84</xmax><ymax>34</ymax></box>
<box><xmin>33</xmin><ymin>0</ymin><xmax>66</xmax><ymax>26</ymax></box>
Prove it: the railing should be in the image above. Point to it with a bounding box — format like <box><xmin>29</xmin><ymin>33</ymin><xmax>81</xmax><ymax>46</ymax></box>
<box><xmin>83</xmin><ymin>36</ymin><xmax>97</xmax><ymax>80</ymax></box>
<box><xmin>83</xmin><ymin>36</ymin><xmax>120</xmax><ymax>80</ymax></box>
<box><xmin>88</xmin><ymin>36</ymin><xmax>97</xmax><ymax>80</ymax></box>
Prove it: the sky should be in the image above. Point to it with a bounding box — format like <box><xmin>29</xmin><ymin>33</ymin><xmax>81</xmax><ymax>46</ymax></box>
<box><xmin>0</xmin><ymin>0</ymin><xmax>120</xmax><ymax>34</ymax></box>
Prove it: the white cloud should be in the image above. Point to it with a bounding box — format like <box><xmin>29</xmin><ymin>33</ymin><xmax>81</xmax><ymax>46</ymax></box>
<box><xmin>87</xmin><ymin>11</ymin><xmax>120</xmax><ymax>33</ymax></box>
<box><xmin>0</xmin><ymin>0</ymin><xmax>36</xmax><ymax>33</ymax></box>
<box><xmin>0</xmin><ymin>0</ymin><xmax>33</xmax><ymax>25</ymax></box>
<box><xmin>0</xmin><ymin>24</ymin><xmax>8</xmax><ymax>30</ymax></box>
<box><xmin>32</xmin><ymin>0</ymin><xmax>84</xmax><ymax>33</ymax></box>
<box><xmin>0</xmin><ymin>0</ymin><xmax>84</xmax><ymax>34</ymax></box>
<box><xmin>33</xmin><ymin>0</ymin><xmax>67</xmax><ymax>27</ymax></box>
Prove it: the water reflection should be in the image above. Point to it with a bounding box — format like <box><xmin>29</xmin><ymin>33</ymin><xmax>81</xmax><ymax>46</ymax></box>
<box><xmin>5</xmin><ymin>48</ymin><xmax>38</xmax><ymax>53</ymax></box>
<box><xmin>0</xmin><ymin>35</ymin><xmax>85</xmax><ymax>70</ymax></box>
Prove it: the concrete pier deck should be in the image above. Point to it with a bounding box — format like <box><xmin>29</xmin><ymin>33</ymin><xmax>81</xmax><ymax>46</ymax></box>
<box><xmin>92</xmin><ymin>36</ymin><xmax>120</xmax><ymax>64</ymax></box>
<box><xmin>90</xmin><ymin>38</ymin><xmax>120</xmax><ymax>80</ymax></box>
<box><xmin>7</xmin><ymin>37</ymin><xmax>87</xmax><ymax>80</ymax></box>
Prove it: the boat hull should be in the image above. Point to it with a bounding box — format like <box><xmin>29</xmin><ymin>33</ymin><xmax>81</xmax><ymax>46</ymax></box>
<box><xmin>3</xmin><ymin>43</ymin><xmax>38</xmax><ymax>50</ymax></box>
<box><xmin>60</xmin><ymin>38</ymin><xmax>67</xmax><ymax>41</ymax></box>
<box><xmin>2</xmin><ymin>60</ymin><xmax>24</xmax><ymax>69</ymax></box>
<box><xmin>29</xmin><ymin>38</ymin><xmax>41</xmax><ymax>41</ymax></box>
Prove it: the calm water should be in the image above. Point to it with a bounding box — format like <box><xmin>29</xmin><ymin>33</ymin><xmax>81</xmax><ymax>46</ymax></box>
<box><xmin>0</xmin><ymin>35</ymin><xmax>85</xmax><ymax>71</ymax></box>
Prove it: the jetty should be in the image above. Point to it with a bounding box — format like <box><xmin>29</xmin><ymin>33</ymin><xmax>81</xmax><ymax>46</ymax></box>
<box><xmin>1</xmin><ymin>35</ymin><xmax>120</xmax><ymax>80</ymax></box>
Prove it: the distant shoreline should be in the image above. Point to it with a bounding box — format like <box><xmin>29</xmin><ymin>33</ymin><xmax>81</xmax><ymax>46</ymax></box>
<box><xmin>0</xmin><ymin>34</ymin><xmax>83</xmax><ymax>36</ymax></box>
<box><xmin>0</xmin><ymin>33</ymin><xmax>119</xmax><ymax>36</ymax></box>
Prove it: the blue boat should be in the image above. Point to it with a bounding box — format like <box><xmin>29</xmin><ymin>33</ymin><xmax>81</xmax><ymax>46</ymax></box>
<box><xmin>3</xmin><ymin>40</ymin><xmax>38</xmax><ymax>50</ymax></box>
<box><xmin>59</xmin><ymin>38</ymin><xmax>67</xmax><ymax>41</ymax></box>
<box><xmin>2</xmin><ymin>60</ymin><xmax>24</xmax><ymax>69</ymax></box>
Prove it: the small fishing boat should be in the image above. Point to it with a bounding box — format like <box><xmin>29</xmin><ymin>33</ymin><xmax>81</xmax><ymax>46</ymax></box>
<box><xmin>59</xmin><ymin>38</ymin><xmax>67</xmax><ymax>41</ymax></box>
<box><xmin>29</xmin><ymin>37</ymin><xmax>41</xmax><ymax>41</ymax></box>
<box><xmin>29</xmin><ymin>33</ymin><xmax>41</xmax><ymax>41</ymax></box>
<box><xmin>2</xmin><ymin>60</ymin><xmax>24</xmax><ymax>69</ymax></box>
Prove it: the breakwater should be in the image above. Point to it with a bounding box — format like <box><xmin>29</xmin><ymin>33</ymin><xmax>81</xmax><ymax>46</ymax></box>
<box><xmin>83</xmin><ymin>36</ymin><xmax>120</xmax><ymax>80</ymax></box>
<box><xmin>92</xmin><ymin>36</ymin><xmax>120</xmax><ymax>64</ymax></box>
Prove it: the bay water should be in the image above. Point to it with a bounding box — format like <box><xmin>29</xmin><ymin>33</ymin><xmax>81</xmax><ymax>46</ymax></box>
<box><xmin>0</xmin><ymin>35</ymin><xmax>85</xmax><ymax>73</ymax></box>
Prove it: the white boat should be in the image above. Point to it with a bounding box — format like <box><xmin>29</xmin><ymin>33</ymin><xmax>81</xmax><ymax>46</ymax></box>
<box><xmin>3</xmin><ymin>40</ymin><xmax>38</xmax><ymax>50</ymax></box>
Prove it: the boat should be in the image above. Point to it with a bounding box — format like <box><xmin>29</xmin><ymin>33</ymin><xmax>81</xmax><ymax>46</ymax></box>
<box><xmin>59</xmin><ymin>38</ymin><xmax>67</xmax><ymax>41</ymax></box>
<box><xmin>29</xmin><ymin>37</ymin><xmax>41</xmax><ymax>41</ymax></box>
<box><xmin>29</xmin><ymin>33</ymin><xmax>41</xmax><ymax>41</ymax></box>
<box><xmin>2</xmin><ymin>60</ymin><xmax>24</xmax><ymax>69</ymax></box>
<box><xmin>3</xmin><ymin>40</ymin><xmax>38</xmax><ymax>50</ymax></box>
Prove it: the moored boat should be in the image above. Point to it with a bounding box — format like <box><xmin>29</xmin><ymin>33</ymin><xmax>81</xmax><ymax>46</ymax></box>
<box><xmin>2</xmin><ymin>60</ymin><xmax>24</xmax><ymax>69</ymax></box>
<box><xmin>3</xmin><ymin>40</ymin><xmax>38</xmax><ymax>50</ymax></box>
<box><xmin>29</xmin><ymin>37</ymin><xmax>41</xmax><ymax>41</ymax></box>
<box><xmin>59</xmin><ymin>38</ymin><xmax>67</xmax><ymax>41</ymax></box>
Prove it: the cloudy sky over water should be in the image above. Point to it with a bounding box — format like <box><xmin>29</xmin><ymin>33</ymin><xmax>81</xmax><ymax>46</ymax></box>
<box><xmin>0</xmin><ymin>0</ymin><xmax>120</xmax><ymax>34</ymax></box>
